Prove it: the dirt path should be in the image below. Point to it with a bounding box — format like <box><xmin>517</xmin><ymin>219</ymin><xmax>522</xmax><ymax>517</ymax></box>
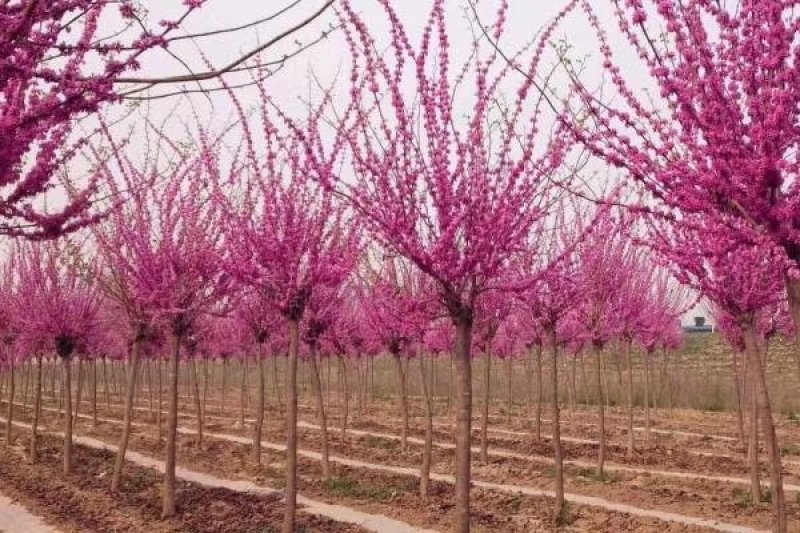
<box><xmin>293</xmin><ymin>420</ymin><xmax>800</xmax><ymax>492</ymax></box>
<box><xmin>5</xmin><ymin>402</ymin><xmax>774</xmax><ymax>532</ymax></box>
<box><xmin>0</xmin><ymin>492</ymin><xmax>60</xmax><ymax>533</ymax></box>
<box><xmin>0</xmin><ymin>416</ymin><xmax>437</xmax><ymax>533</ymax></box>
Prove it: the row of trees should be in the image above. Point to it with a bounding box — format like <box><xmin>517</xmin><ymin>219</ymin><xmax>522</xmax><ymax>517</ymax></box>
<box><xmin>1</xmin><ymin>1</ymin><xmax>799</xmax><ymax>532</ymax></box>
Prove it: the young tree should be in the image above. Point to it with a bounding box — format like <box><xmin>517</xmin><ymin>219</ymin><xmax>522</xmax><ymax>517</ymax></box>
<box><xmin>13</xmin><ymin>242</ymin><xmax>100</xmax><ymax>474</ymax></box>
<box><xmin>321</xmin><ymin>2</ymin><xmax>568</xmax><ymax>528</ymax></box>
<box><xmin>94</xmin><ymin>129</ymin><xmax>227</xmax><ymax>516</ymax></box>
<box><xmin>221</xmin><ymin>98</ymin><xmax>361</xmax><ymax>533</ymax></box>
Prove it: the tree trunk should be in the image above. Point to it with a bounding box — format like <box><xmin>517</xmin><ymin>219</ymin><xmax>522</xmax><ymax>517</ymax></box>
<box><xmin>339</xmin><ymin>356</ymin><xmax>349</xmax><ymax>441</ymax></box>
<box><xmin>272</xmin><ymin>354</ymin><xmax>283</xmax><ymax>413</ymax></box>
<box><xmin>146</xmin><ymin>358</ymin><xmax>155</xmax><ymax>423</ymax></box>
<box><xmin>309</xmin><ymin>344</ymin><xmax>331</xmax><ymax>480</ymax></box>
<box><xmin>21</xmin><ymin>359</ymin><xmax>30</xmax><ymax>413</ymax></box>
<box><xmin>62</xmin><ymin>357</ymin><xmax>73</xmax><ymax>475</ymax></box>
<box><xmin>190</xmin><ymin>358</ymin><xmax>203</xmax><ymax>449</ymax></box>
<box><xmin>534</xmin><ymin>342</ymin><xmax>543</xmax><ymax>442</ymax></box>
<box><xmin>625</xmin><ymin>339</ymin><xmax>634</xmax><ymax>457</ymax></box>
<box><xmin>546</xmin><ymin>328</ymin><xmax>565</xmax><ymax>524</ymax></box>
<box><xmin>506</xmin><ymin>356</ymin><xmax>513</xmax><ymax>426</ymax></box>
<box><xmin>480</xmin><ymin>349</ymin><xmax>491</xmax><ymax>463</ymax></box>
<box><xmin>253</xmin><ymin>344</ymin><xmax>265</xmax><ymax>463</ymax></box>
<box><xmin>201</xmin><ymin>358</ymin><xmax>209</xmax><ymax>423</ymax></box>
<box><xmin>643</xmin><ymin>349</ymin><xmax>651</xmax><ymax>441</ymax></box>
<box><xmin>220</xmin><ymin>358</ymin><xmax>227</xmax><ymax>417</ymax></box>
<box><xmin>103</xmin><ymin>357</ymin><xmax>110</xmax><ymax>410</ymax></box>
<box><xmin>747</xmin><ymin>366</ymin><xmax>761</xmax><ymax>502</ymax></box>
<box><xmin>112</xmin><ymin>336</ymin><xmax>142</xmax><ymax>491</ymax></box>
<box><xmin>73</xmin><ymin>357</ymin><xmax>83</xmax><ymax>429</ymax></box>
<box><xmin>595</xmin><ymin>346</ymin><xmax>606</xmax><ymax>477</ymax></box>
<box><xmin>5</xmin><ymin>361</ymin><xmax>14</xmax><ymax>446</ymax></box>
<box><xmin>392</xmin><ymin>351</ymin><xmax>409</xmax><ymax>451</ymax></box>
<box><xmin>567</xmin><ymin>353</ymin><xmax>577</xmax><ymax>426</ymax></box>
<box><xmin>239</xmin><ymin>358</ymin><xmax>247</xmax><ymax>431</ymax></box>
<box><xmin>732</xmin><ymin>349</ymin><xmax>746</xmax><ymax>447</ymax></box>
<box><xmin>91</xmin><ymin>358</ymin><xmax>98</xmax><ymax>427</ymax></box>
<box><xmin>743</xmin><ymin>324</ymin><xmax>786</xmax><ymax>532</ymax></box>
<box><xmin>157</xmin><ymin>357</ymin><xmax>163</xmax><ymax>442</ymax></box>
<box><xmin>784</xmin><ymin>276</ymin><xmax>800</xmax><ymax>382</ymax></box>
<box><xmin>525</xmin><ymin>348</ymin><xmax>533</xmax><ymax>425</ymax></box>
<box><xmin>453</xmin><ymin>318</ymin><xmax>473</xmax><ymax>533</ymax></box>
<box><xmin>418</xmin><ymin>352</ymin><xmax>434</xmax><ymax>500</ymax></box>
<box><xmin>162</xmin><ymin>331</ymin><xmax>182</xmax><ymax>518</ymax></box>
<box><xmin>283</xmin><ymin>319</ymin><xmax>300</xmax><ymax>533</ymax></box>
<box><xmin>30</xmin><ymin>356</ymin><xmax>42</xmax><ymax>463</ymax></box>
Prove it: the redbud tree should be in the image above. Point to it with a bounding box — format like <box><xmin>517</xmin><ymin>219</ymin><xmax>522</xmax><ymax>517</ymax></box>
<box><xmin>0</xmin><ymin>0</ymin><xmax>206</xmax><ymax>238</ymax></box>
<box><xmin>94</xmin><ymin>128</ymin><xmax>227</xmax><ymax>517</ymax></box>
<box><xmin>221</xmin><ymin>94</ymin><xmax>361</xmax><ymax>533</ymax></box>
<box><xmin>306</xmin><ymin>2</ymin><xmax>574</xmax><ymax>528</ymax></box>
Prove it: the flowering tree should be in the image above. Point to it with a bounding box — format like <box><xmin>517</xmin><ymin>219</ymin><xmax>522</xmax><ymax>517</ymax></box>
<box><xmin>93</xmin><ymin>129</ymin><xmax>227</xmax><ymax>515</ymax></box>
<box><xmin>13</xmin><ymin>242</ymin><xmax>100</xmax><ymax>474</ymax></box>
<box><xmin>221</xmin><ymin>94</ymin><xmax>361</xmax><ymax>532</ymax></box>
<box><xmin>518</xmin><ymin>241</ymin><xmax>582</xmax><ymax>522</ymax></box>
<box><xmin>323</xmin><ymin>2</ymin><xmax>568</xmax><ymax>528</ymax></box>
<box><xmin>0</xmin><ymin>1</ymin><xmax>210</xmax><ymax>238</ymax></box>
<box><xmin>361</xmin><ymin>258</ymin><xmax>430</xmax><ymax>451</ymax></box>
<box><xmin>569</xmin><ymin>213</ymin><xmax>633</xmax><ymax>473</ymax></box>
<box><xmin>645</xmin><ymin>210</ymin><xmax>788</xmax><ymax>526</ymax></box>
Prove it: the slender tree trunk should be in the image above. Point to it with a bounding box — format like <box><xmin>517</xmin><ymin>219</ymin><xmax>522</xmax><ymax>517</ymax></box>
<box><xmin>112</xmin><ymin>336</ymin><xmax>142</xmax><ymax>491</ymax></box>
<box><xmin>595</xmin><ymin>346</ymin><xmax>606</xmax><ymax>477</ymax></box>
<box><xmin>392</xmin><ymin>351</ymin><xmax>409</xmax><ymax>450</ymax></box>
<box><xmin>103</xmin><ymin>357</ymin><xmax>110</xmax><ymax>410</ymax></box>
<box><xmin>339</xmin><ymin>356</ymin><xmax>349</xmax><ymax>441</ymax></box>
<box><xmin>283</xmin><ymin>319</ymin><xmax>300</xmax><ymax>533</ymax></box>
<box><xmin>480</xmin><ymin>349</ymin><xmax>491</xmax><ymax>463</ymax></box>
<box><xmin>162</xmin><ymin>331</ymin><xmax>182</xmax><ymax>518</ymax></box>
<box><xmin>568</xmin><ymin>353</ymin><xmax>577</xmax><ymax>426</ymax></box>
<box><xmin>732</xmin><ymin>349</ymin><xmax>746</xmax><ymax>447</ymax></box>
<box><xmin>546</xmin><ymin>329</ymin><xmax>565</xmax><ymax>524</ymax></box>
<box><xmin>91</xmin><ymin>358</ymin><xmax>97</xmax><ymax>427</ymax></box>
<box><xmin>5</xmin><ymin>361</ymin><xmax>14</xmax><ymax>446</ymax></box>
<box><xmin>309</xmin><ymin>344</ymin><xmax>331</xmax><ymax>480</ymax></box>
<box><xmin>50</xmin><ymin>358</ymin><xmax>57</xmax><ymax>404</ymax></box>
<box><xmin>190</xmin><ymin>358</ymin><xmax>203</xmax><ymax>449</ymax></box>
<box><xmin>525</xmin><ymin>348</ymin><xmax>533</xmax><ymax>424</ymax></box>
<box><xmin>157</xmin><ymin>357</ymin><xmax>163</xmax><ymax>442</ymax></box>
<box><xmin>747</xmin><ymin>366</ymin><xmax>761</xmax><ymax>502</ymax></box>
<box><xmin>785</xmin><ymin>277</ymin><xmax>800</xmax><ymax>382</ymax></box>
<box><xmin>419</xmin><ymin>352</ymin><xmax>434</xmax><ymax>500</ymax></box>
<box><xmin>506</xmin><ymin>356</ymin><xmax>513</xmax><ymax>426</ymax></box>
<box><xmin>643</xmin><ymin>349</ymin><xmax>651</xmax><ymax>441</ymax></box>
<box><xmin>220</xmin><ymin>358</ymin><xmax>227</xmax><ymax>417</ymax></box>
<box><xmin>21</xmin><ymin>360</ymin><xmax>30</xmax><ymax>413</ymax></box>
<box><xmin>272</xmin><ymin>354</ymin><xmax>283</xmax><ymax>413</ymax></box>
<box><xmin>30</xmin><ymin>356</ymin><xmax>42</xmax><ymax>463</ymax></box>
<box><xmin>62</xmin><ymin>357</ymin><xmax>73</xmax><ymax>475</ymax></box>
<box><xmin>625</xmin><ymin>339</ymin><xmax>635</xmax><ymax>457</ymax></box>
<box><xmin>253</xmin><ymin>343</ymin><xmax>265</xmax><ymax>463</ymax></box>
<box><xmin>448</xmin><ymin>357</ymin><xmax>454</xmax><ymax>417</ymax></box>
<box><xmin>73</xmin><ymin>357</ymin><xmax>83</xmax><ymax>428</ymax></box>
<box><xmin>534</xmin><ymin>342</ymin><xmax>543</xmax><ymax>442</ymax></box>
<box><xmin>743</xmin><ymin>324</ymin><xmax>786</xmax><ymax>532</ymax></box>
<box><xmin>202</xmin><ymin>358</ymin><xmax>209</xmax><ymax>423</ymax></box>
<box><xmin>453</xmin><ymin>318</ymin><xmax>473</xmax><ymax>533</ymax></box>
<box><xmin>239</xmin><ymin>358</ymin><xmax>247</xmax><ymax>431</ymax></box>
<box><xmin>112</xmin><ymin>360</ymin><xmax>120</xmax><ymax>397</ymax></box>
<box><xmin>146</xmin><ymin>358</ymin><xmax>155</xmax><ymax>423</ymax></box>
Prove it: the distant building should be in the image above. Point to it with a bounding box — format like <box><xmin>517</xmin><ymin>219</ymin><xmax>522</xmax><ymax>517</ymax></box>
<box><xmin>682</xmin><ymin>315</ymin><xmax>714</xmax><ymax>333</ymax></box>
